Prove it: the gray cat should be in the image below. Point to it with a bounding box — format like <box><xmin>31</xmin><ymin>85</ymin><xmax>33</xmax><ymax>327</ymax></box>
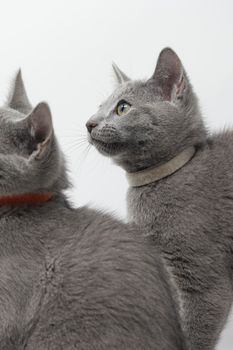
<box><xmin>0</xmin><ymin>71</ymin><xmax>187</xmax><ymax>349</ymax></box>
<box><xmin>86</xmin><ymin>48</ymin><xmax>233</xmax><ymax>350</ymax></box>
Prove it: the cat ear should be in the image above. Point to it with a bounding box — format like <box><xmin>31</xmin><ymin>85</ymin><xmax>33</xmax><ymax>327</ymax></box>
<box><xmin>112</xmin><ymin>62</ymin><xmax>130</xmax><ymax>84</ymax></box>
<box><xmin>7</xmin><ymin>69</ymin><xmax>32</xmax><ymax>114</ymax></box>
<box><xmin>27</xmin><ymin>102</ymin><xmax>53</xmax><ymax>159</ymax></box>
<box><xmin>151</xmin><ymin>48</ymin><xmax>186</xmax><ymax>102</ymax></box>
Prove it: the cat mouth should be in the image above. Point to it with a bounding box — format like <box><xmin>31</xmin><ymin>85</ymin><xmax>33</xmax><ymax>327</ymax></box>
<box><xmin>90</xmin><ymin>137</ymin><xmax>124</xmax><ymax>156</ymax></box>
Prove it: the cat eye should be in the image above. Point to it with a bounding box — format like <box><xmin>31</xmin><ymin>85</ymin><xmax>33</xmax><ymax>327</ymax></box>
<box><xmin>116</xmin><ymin>100</ymin><xmax>131</xmax><ymax>116</ymax></box>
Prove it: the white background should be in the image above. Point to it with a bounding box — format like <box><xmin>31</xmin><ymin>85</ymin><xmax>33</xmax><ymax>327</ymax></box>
<box><xmin>0</xmin><ymin>0</ymin><xmax>232</xmax><ymax>348</ymax></box>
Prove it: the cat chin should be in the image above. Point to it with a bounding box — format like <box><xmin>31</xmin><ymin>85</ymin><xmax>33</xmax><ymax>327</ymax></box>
<box><xmin>91</xmin><ymin>138</ymin><xmax>124</xmax><ymax>156</ymax></box>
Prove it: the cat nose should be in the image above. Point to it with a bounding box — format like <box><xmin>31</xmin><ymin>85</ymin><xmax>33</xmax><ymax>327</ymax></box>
<box><xmin>86</xmin><ymin>121</ymin><xmax>98</xmax><ymax>133</ymax></box>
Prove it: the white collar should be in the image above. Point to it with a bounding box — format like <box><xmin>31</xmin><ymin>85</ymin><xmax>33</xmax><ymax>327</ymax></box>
<box><xmin>126</xmin><ymin>147</ymin><xmax>195</xmax><ymax>187</ymax></box>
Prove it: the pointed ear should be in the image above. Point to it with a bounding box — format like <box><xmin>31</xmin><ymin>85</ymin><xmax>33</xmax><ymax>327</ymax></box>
<box><xmin>7</xmin><ymin>69</ymin><xmax>32</xmax><ymax>114</ymax></box>
<box><xmin>112</xmin><ymin>62</ymin><xmax>130</xmax><ymax>84</ymax></box>
<box><xmin>151</xmin><ymin>48</ymin><xmax>186</xmax><ymax>102</ymax></box>
<box><xmin>27</xmin><ymin>102</ymin><xmax>53</xmax><ymax>159</ymax></box>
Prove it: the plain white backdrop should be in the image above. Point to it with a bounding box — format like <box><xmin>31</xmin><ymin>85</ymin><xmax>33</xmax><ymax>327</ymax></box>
<box><xmin>0</xmin><ymin>0</ymin><xmax>232</xmax><ymax>348</ymax></box>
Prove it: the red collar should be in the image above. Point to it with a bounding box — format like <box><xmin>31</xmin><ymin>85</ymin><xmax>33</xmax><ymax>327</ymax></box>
<box><xmin>0</xmin><ymin>192</ymin><xmax>54</xmax><ymax>206</ymax></box>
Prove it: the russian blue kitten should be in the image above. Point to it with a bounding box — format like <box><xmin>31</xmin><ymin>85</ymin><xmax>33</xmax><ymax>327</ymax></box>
<box><xmin>87</xmin><ymin>48</ymin><xmax>233</xmax><ymax>350</ymax></box>
<box><xmin>0</xmin><ymin>72</ymin><xmax>187</xmax><ymax>349</ymax></box>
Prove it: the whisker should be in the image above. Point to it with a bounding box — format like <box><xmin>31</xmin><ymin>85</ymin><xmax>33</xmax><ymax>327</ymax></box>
<box><xmin>73</xmin><ymin>144</ymin><xmax>92</xmax><ymax>175</ymax></box>
<box><xmin>64</xmin><ymin>143</ymin><xmax>89</xmax><ymax>155</ymax></box>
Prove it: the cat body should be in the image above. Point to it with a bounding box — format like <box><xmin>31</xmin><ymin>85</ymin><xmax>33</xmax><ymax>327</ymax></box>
<box><xmin>127</xmin><ymin>136</ymin><xmax>233</xmax><ymax>350</ymax></box>
<box><xmin>0</xmin><ymin>72</ymin><xmax>187</xmax><ymax>349</ymax></box>
<box><xmin>1</xmin><ymin>197</ymin><xmax>187</xmax><ymax>350</ymax></box>
<box><xmin>87</xmin><ymin>48</ymin><xmax>233</xmax><ymax>349</ymax></box>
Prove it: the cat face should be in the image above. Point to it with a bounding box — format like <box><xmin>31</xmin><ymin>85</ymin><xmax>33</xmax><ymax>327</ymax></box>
<box><xmin>0</xmin><ymin>71</ymin><xmax>68</xmax><ymax>195</ymax></box>
<box><xmin>87</xmin><ymin>48</ymin><xmax>207</xmax><ymax>172</ymax></box>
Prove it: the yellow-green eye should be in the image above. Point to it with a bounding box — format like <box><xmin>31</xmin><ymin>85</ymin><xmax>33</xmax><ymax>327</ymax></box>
<box><xmin>116</xmin><ymin>100</ymin><xmax>131</xmax><ymax>116</ymax></box>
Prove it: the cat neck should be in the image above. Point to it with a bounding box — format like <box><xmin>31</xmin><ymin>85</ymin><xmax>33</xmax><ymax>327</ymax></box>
<box><xmin>0</xmin><ymin>192</ymin><xmax>54</xmax><ymax>206</ymax></box>
<box><xmin>126</xmin><ymin>147</ymin><xmax>195</xmax><ymax>187</ymax></box>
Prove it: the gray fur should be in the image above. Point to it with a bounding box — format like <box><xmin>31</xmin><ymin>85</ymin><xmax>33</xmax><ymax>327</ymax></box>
<box><xmin>6</xmin><ymin>70</ymin><xmax>32</xmax><ymax>114</ymax></box>
<box><xmin>0</xmin><ymin>72</ymin><xmax>187</xmax><ymax>349</ymax></box>
<box><xmin>87</xmin><ymin>47</ymin><xmax>233</xmax><ymax>349</ymax></box>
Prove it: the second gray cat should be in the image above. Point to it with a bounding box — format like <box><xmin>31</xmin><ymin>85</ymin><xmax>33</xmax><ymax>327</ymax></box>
<box><xmin>0</xmin><ymin>71</ymin><xmax>187</xmax><ymax>349</ymax></box>
<box><xmin>87</xmin><ymin>48</ymin><xmax>233</xmax><ymax>350</ymax></box>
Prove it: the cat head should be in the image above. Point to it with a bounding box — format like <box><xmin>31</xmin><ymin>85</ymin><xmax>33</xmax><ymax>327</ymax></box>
<box><xmin>0</xmin><ymin>71</ymin><xmax>69</xmax><ymax>195</ymax></box>
<box><xmin>86</xmin><ymin>48</ymin><xmax>207</xmax><ymax>172</ymax></box>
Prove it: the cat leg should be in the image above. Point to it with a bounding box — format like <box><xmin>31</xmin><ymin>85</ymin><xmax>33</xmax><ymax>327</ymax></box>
<box><xmin>182</xmin><ymin>285</ymin><xmax>232</xmax><ymax>350</ymax></box>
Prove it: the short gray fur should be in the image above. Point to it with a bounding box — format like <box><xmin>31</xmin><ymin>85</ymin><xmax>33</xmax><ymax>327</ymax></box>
<box><xmin>87</xmin><ymin>48</ymin><xmax>233</xmax><ymax>350</ymax></box>
<box><xmin>0</xmin><ymin>72</ymin><xmax>187</xmax><ymax>349</ymax></box>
